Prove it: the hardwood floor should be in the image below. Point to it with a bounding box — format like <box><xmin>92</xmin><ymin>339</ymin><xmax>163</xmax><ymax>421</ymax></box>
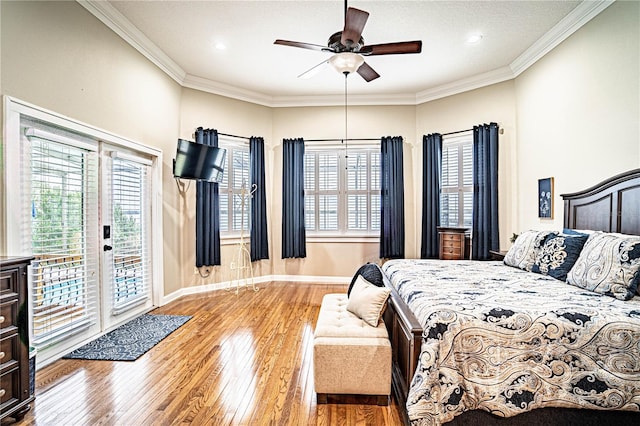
<box><xmin>8</xmin><ymin>283</ymin><xmax>404</xmax><ymax>426</ymax></box>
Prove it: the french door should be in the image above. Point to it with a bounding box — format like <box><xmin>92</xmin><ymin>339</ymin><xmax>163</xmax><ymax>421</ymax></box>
<box><xmin>4</xmin><ymin>98</ymin><xmax>161</xmax><ymax>366</ymax></box>
<box><xmin>100</xmin><ymin>147</ymin><xmax>154</xmax><ymax>327</ymax></box>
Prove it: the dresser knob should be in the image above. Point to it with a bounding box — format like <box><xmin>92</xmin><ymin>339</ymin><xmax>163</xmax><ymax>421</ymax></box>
<box><xmin>0</xmin><ymin>351</ymin><xmax>5</xmax><ymax>359</ymax></box>
<box><xmin>0</xmin><ymin>389</ymin><xmax>5</xmax><ymax>398</ymax></box>
<box><xmin>0</xmin><ymin>315</ymin><xmax>5</xmax><ymax>324</ymax></box>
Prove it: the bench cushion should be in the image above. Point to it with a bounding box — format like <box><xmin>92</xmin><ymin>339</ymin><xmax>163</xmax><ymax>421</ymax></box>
<box><xmin>314</xmin><ymin>294</ymin><xmax>389</xmax><ymax>339</ymax></box>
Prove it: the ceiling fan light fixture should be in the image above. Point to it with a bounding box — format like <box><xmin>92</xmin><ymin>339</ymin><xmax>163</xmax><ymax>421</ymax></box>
<box><xmin>329</xmin><ymin>52</ymin><xmax>364</xmax><ymax>75</ymax></box>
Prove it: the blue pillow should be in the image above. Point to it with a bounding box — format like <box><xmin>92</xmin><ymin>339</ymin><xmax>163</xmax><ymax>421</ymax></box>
<box><xmin>531</xmin><ymin>233</ymin><xmax>589</xmax><ymax>281</ymax></box>
<box><xmin>562</xmin><ymin>228</ymin><xmax>591</xmax><ymax>237</ymax></box>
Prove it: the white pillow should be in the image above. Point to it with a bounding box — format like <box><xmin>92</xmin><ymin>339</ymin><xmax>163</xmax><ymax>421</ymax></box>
<box><xmin>347</xmin><ymin>275</ymin><xmax>391</xmax><ymax>327</ymax></box>
<box><xmin>566</xmin><ymin>232</ymin><xmax>640</xmax><ymax>300</ymax></box>
<box><xmin>504</xmin><ymin>230</ymin><xmax>554</xmax><ymax>271</ymax></box>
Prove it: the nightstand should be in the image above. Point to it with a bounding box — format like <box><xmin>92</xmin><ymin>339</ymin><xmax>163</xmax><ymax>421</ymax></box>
<box><xmin>489</xmin><ymin>250</ymin><xmax>507</xmax><ymax>261</ymax></box>
<box><xmin>438</xmin><ymin>227</ymin><xmax>470</xmax><ymax>260</ymax></box>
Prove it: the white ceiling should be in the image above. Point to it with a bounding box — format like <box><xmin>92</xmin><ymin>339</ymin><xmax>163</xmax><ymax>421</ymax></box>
<box><xmin>81</xmin><ymin>1</ymin><xmax>612</xmax><ymax>107</ymax></box>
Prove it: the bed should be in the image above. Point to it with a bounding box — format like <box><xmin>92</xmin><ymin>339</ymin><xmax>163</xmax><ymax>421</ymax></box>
<box><xmin>380</xmin><ymin>168</ymin><xmax>640</xmax><ymax>425</ymax></box>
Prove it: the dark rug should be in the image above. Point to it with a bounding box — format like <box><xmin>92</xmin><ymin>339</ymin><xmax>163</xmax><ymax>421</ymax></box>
<box><xmin>63</xmin><ymin>314</ymin><xmax>191</xmax><ymax>361</ymax></box>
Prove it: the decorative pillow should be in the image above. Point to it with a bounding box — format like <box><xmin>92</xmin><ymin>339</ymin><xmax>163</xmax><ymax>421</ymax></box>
<box><xmin>504</xmin><ymin>230</ymin><xmax>555</xmax><ymax>271</ymax></box>
<box><xmin>531</xmin><ymin>233</ymin><xmax>589</xmax><ymax>281</ymax></box>
<box><xmin>347</xmin><ymin>275</ymin><xmax>391</xmax><ymax>327</ymax></box>
<box><xmin>566</xmin><ymin>232</ymin><xmax>640</xmax><ymax>300</ymax></box>
<box><xmin>347</xmin><ymin>262</ymin><xmax>384</xmax><ymax>296</ymax></box>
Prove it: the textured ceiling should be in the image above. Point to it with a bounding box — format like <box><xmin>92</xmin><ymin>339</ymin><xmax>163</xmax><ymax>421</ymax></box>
<box><xmin>89</xmin><ymin>1</ymin><xmax>607</xmax><ymax>106</ymax></box>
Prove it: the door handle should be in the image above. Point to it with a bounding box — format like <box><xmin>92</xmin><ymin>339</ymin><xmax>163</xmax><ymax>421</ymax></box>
<box><xmin>104</xmin><ymin>245</ymin><xmax>113</xmax><ymax>252</ymax></box>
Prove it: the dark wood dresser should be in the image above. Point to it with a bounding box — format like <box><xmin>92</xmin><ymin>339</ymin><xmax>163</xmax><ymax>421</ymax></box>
<box><xmin>1</xmin><ymin>256</ymin><xmax>34</xmax><ymax>422</ymax></box>
<box><xmin>438</xmin><ymin>227</ymin><xmax>471</xmax><ymax>260</ymax></box>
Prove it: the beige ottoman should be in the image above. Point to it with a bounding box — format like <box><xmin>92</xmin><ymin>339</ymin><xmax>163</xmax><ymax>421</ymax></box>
<box><xmin>313</xmin><ymin>293</ymin><xmax>392</xmax><ymax>405</ymax></box>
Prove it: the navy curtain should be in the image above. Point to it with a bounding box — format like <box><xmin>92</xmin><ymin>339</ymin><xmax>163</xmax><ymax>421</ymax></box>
<box><xmin>250</xmin><ymin>137</ymin><xmax>269</xmax><ymax>261</ymax></box>
<box><xmin>380</xmin><ymin>136</ymin><xmax>405</xmax><ymax>259</ymax></box>
<box><xmin>420</xmin><ymin>133</ymin><xmax>442</xmax><ymax>259</ymax></box>
<box><xmin>282</xmin><ymin>138</ymin><xmax>306</xmax><ymax>258</ymax></box>
<box><xmin>472</xmin><ymin>123</ymin><xmax>500</xmax><ymax>260</ymax></box>
<box><xmin>195</xmin><ymin>127</ymin><xmax>221</xmax><ymax>267</ymax></box>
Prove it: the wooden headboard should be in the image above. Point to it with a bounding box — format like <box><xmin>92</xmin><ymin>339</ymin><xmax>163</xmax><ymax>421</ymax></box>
<box><xmin>562</xmin><ymin>168</ymin><xmax>640</xmax><ymax>235</ymax></box>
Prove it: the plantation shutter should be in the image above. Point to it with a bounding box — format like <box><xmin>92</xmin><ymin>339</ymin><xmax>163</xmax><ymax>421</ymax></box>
<box><xmin>108</xmin><ymin>155</ymin><xmax>153</xmax><ymax>315</ymax></box>
<box><xmin>441</xmin><ymin>135</ymin><xmax>473</xmax><ymax>228</ymax></box>
<box><xmin>24</xmin><ymin>128</ymin><xmax>100</xmax><ymax>347</ymax></box>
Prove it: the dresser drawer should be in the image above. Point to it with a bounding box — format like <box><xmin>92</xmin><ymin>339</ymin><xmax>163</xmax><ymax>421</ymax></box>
<box><xmin>0</xmin><ymin>367</ymin><xmax>20</xmax><ymax>407</ymax></box>
<box><xmin>440</xmin><ymin>246</ymin><xmax>463</xmax><ymax>259</ymax></box>
<box><xmin>0</xmin><ymin>299</ymin><xmax>18</xmax><ymax>336</ymax></box>
<box><xmin>0</xmin><ymin>334</ymin><xmax>19</xmax><ymax>372</ymax></box>
<box><xmin>441</xmin><ymin>238</ymin><xmax>463</xmax><ymax>249</ymax></box>
<box><xmin>0</xmin><ymin>266</ymin><xmax>20</xmax><ymax>299</ymax></box>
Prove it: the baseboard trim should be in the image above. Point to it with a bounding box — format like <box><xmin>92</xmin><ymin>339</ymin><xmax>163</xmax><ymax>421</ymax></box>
<box><xmin>160</xmin><ymin>274</ymin><xmax>350</xmax><ymax>306</ymax></box>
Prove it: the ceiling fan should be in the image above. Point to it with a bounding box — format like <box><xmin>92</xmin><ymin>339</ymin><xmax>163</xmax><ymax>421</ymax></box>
<box><xmin>274</xmin><ymin>1</ymin><xmax>422</xmax><ymax>82</ymax></box>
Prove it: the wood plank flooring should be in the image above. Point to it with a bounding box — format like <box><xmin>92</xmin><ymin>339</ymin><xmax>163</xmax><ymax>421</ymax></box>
<box><xmin>9</xmin><ymin>283</ymin><xmax>404</xmax><ymax>426</ymax></box>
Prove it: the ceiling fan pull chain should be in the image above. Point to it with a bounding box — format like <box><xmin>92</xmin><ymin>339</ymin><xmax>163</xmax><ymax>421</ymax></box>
<box><xmin>344</xmin><ymin>73</ymin><xmax>349</xmax><ymax>167</ymax></box>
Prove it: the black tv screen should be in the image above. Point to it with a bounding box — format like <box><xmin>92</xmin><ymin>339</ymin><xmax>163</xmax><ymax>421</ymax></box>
<box><xmin>173</xmin><ymin>138</ymin><xmax>227</xmax><ymax>183</ymax></box>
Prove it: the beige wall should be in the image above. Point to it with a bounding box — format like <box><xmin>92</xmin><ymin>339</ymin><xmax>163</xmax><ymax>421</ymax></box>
<box><xmin>0</xmin><ymin>1</ymin><xmax>183</xmax><ymax>293</ymax></box>
<box><xmin>514</xmin><ymin>0</ymin><xmax>640</xmax><ymax>232</ymax></box>
<box><xmin>416</xmin><ymin>81</ymin><xmax>518</xmax><ymax>249</ymax></box>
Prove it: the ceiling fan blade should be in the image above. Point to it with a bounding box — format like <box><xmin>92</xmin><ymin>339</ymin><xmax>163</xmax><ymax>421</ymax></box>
<box><xmin>341</xmin><ymin>7</ymin><xmax>369</xmax><ymax>47</ymax></box>
<box><xmin>274</xmin><ymin>39</ymin><xmax>332</xmax><ymax>52</ymax></box>
<box><xmin>357</xmin><ymin>61</ymin><xmax>380</xmax><ymax>82</ymax></box>
<box><xmin>298</xmin><ymin>59</ymin><xmax>329</xmax><ymax>79</ymax></box>
<box><xmin>360</xmin><ymin>40</ymin><xmax>422</xmax><ymax>56</ymax></box>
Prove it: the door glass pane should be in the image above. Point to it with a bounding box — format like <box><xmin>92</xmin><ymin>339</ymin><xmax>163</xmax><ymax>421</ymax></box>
<box><xmin>111</xmin><ymin>157</ymin><xmax>150</xmax><ymax>313</ymax></box>
<box><xmin>29</xmin><ymin>137</ymin><xmax>99</xmax><ymax>346</ymax></box>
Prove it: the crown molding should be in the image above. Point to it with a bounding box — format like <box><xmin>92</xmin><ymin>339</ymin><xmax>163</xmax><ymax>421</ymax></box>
<box><xmin>182</xmin><ymin>74</ymin><xmax>275</xmax><ymax>107</ymax></box>
<box><xmin>77</xmin><ymin>0</ymin><xmax>186</xmax><ymax>83</ymax></box>
<box><xmin>416</xmin><ymin>66</ymin><xmax>515</xmax><ymax>104</ymax></box>
<box><xmin>79</xmin><ymin>0</ymin><xmax>611</xmax><ymax>108</ymax></box>
<box><xmin>270</xmin><ymin>92</ymin><xmax>418</xmax><ymax>108</ymax></box>
<box><xmin>510</xmin><ymin>0</ymin><xmax>614</xmax><ymax>76</ymax></box>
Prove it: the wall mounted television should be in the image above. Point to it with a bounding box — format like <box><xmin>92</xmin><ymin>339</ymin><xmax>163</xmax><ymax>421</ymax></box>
<box><xmin>173</xmin><ymin>138</ymin><xmax>226</xmax><ymax>183</ymax></box>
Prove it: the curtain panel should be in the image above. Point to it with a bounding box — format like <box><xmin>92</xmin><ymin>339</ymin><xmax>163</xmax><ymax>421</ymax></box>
<box><xmin>380</xmin><ymin>136</ymin><xmax>405</xmax><ymax>259</ymax></box>
<box><xmin>195</xmin><ymin>127</ymin><xmax>221</xmax><ymax>267</ymax></box>
<box><xmin>250</xmin><ymin>137</ymin><xmax>269</xmax><ymax>261</ymax></box>
<box><xmin>472</xmin><ymin>122</ymin><xmax>500</xmax><ymax>260</ymax></box>
<box><xmin>281</xmin><ymin>138</ymin><xmax>306</xmax><ymax>259</ymax></box>
<box><xmin>421</xmin><ymin>133</ymin><xmax>442</xmax><ymax>259</ymax></box>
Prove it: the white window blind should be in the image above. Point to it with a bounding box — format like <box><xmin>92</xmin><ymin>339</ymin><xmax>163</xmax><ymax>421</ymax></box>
<box><xmin>25</xmin><ymin>131</ymin><xmax>99</xmax><ymax>346</ymax></box>
<box><xmin>218</xmin><ymin>141</ymin><xmax>250</xmax><ymax>235</ymax></box>
<box><xmin>109</xmin><ymin>156</ymin><xmax>152</xmax><ymax>314</ymax></box>
<box><xmin>305</xmin><ymin>147</ymin><xmax>380</xmax><ymax>234</ymax></box>
<box><xmin>441</xmin><ymin>134</ymin><xmax>473</xmax><ymax>228</ymax></box>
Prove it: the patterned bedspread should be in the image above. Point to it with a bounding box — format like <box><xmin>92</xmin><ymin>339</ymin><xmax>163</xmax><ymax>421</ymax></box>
<box><xmin>381</xmin><ymin>259</ymin><xmax>640</xmax><ymax>425</ymax></box>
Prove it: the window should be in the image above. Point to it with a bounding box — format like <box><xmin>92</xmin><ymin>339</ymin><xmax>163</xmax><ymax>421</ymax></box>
<box><xmin>304</xmin><ymin>146</ymin><xmax>380</xmax><ymax>235</ymax></box>
<box><xmin>441</xmin><ymin>133</ymin><xmax>473</xmax><ymax>228</ymax></box>
<box><xmin>218</xmin><ymin>140</ymin><xmax>250</xmax><ymax>236</ymax></box>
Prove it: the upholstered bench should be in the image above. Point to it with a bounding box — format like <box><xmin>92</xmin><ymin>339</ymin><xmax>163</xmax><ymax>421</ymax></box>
<box><xmin>313</xmin><ymin>287</ymin><xmax>392</xmax><ymax>406</ymax></box>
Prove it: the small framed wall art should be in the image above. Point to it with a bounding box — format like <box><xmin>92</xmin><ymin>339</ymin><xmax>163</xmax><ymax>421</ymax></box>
<box><xmin>538</xmin><ymin>177</ymin><xmax>554</xmax><ymax>218</ymax></box>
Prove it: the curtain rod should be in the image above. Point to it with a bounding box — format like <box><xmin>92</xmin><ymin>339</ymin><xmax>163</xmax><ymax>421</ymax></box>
<box><xmin>218</xmin><ymin>132</ymin><xmax>252</xmax><ymax>141</ymax></box>
<box><xmin>304</xmin><ymin>138</ymin><xmax>380</xmax><ymax>142</ymax></box>
<box><xmin>441</xmin><ymin>128</ymin><xmax>473</xmax><ymax>137</ymax></box>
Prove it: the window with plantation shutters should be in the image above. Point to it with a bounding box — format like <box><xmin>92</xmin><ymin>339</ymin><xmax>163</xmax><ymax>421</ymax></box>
<box><xmin>441</xmin><ymin>133</ymin><xmax>473</xmax><ymax>228</ymax></box>
<box><xmin>305</xmin><ymin>146</ymin><xmax>380</xmax><ymax>235</ymax></box>
<box><xmin>218</xmin><ymin>140</ymin><xmax>250</xmax><ymax>235</ymax></box>
<box><xmin>25</xmin><ymin>128</ymin><xmax>100</xmax><ymax>346</ymax></box>
<box><xmin>109</xmin><ymin>156</ymin><xmax>152</xmax><ymax>314</ymax></box>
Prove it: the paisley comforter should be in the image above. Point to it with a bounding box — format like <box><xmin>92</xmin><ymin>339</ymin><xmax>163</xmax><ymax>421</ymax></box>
<box><xmin>381</xmin><ymin>259</ymin><xmax>640</xmax><ymax>425</ymax></box>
